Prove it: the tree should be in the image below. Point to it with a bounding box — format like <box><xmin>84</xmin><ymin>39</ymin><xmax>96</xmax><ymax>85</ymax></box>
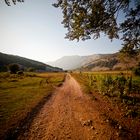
<box><xmin>8</xmin><ymin>63</ymin><xmax>20</xmax><ymax>74</ymax></box>
<box><xmin>53</xmin><ymin>0</ymin><xmax>140</xmax><ymax>55</ymax></box>
<box><xmin>5</xmin><ymin>0</ymin><xmax>140</xmax><ymax>55</ymax></box>
<box><xmin>4</xmin><ymin>0</ymin><xmax>24</xmax><ymax>6</ymax></box>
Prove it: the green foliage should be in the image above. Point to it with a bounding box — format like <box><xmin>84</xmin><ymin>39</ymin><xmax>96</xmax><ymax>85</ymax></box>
<box><xmin>5</xmin><ymin>1</ymin><xmax>140</xmax><ymax>55</ymax></box>
<box><xmin>72</xmin><ymin>72</ymin><xmax>140</xmax><ymax>105</ymax></box>
<box><xmin>99</xmin><ymin>75</ymin><xmax>116</xmax><ymax>96</ymax></box>
<box><xmin>120</xmin><ymin>5</ymin><xmax>140</xmax><ymax>55</ymax></box>
<box><xmin>8</xmin><ymin>63</ymin><xmax>20</xmax><ymax>74</ymax></box>
<box><xmin>133</xmin><ymin>62</ymin><xmax>140</xmax><ymax>76</ymax></box>
<box><xmin>53</xmin><ymin>0</ymin><xmax>140</xmax><ymax>54</ymax></box>
<box><xmin>4</xmin><ymin>0</ymin><xmax>24</xmax><ymax>6</ymax></box>
<box><xmin>98</xmin><ymin>74</ymin><xmax>137</xmax><ymax>99</ymax></box>
<box><xmin>127</xmin><ymin>76</ymin><xmax>132</xmax><ymax>94</ymax></box>
<box><xmin>86</xmin><ymin>74</ymin><xmax>97</xmax><ymax>93</ymax></box>
<box><xmin>131</xmin><ymin>77</ymin><xmax>140</xmax><ymax>94</ymax></box>
<box><xmin>115</xmin><ymin>74</ymin><xmax>127</xmax><ymax>97</ymax></box>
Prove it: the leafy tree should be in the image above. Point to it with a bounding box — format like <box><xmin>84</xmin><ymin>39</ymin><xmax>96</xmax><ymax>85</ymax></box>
<box><xmin>4</xmin><ymin>0</ymin><xmax>24</xmax><ymax>6</ymax></box>
<box><xmin>5</xmin><ymin>0</ymin><xmax>140</xmax><ymax>55</ymax></box>
<box><xmin>53</xmin><ymin>0</ymin><xmax>140</xmax><ymax>54</ymax></box>
<box><xmin>8</xmin><ymin>63</ymin><xmax>20</xmax><ymax>74</ymax></box>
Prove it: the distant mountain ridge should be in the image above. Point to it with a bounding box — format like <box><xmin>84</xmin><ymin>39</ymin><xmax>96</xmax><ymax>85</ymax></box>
<box><xmin>47</xmin><ymin>53</ymin><xmax>139</xmax><ymax>71</ymax></box>
<box><xmin>0</xmin><ymin>52</ymin><xmax>63</xmax><ymax>72</ymax></box>
<box><xmin>48</xmin><ymin>55</ymin><xmax>86</xmax><ymax>70</ymax></box>
<box><xmin>47</xmin><ymin>54</ymin><xmax>101</xmax><ymax>70</ymax></box>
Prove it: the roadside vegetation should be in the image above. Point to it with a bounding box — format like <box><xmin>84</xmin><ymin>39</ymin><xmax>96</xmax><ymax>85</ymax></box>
<box><xmin>0</xmin><ymin>72</ymin><xmax>65</xmax><ymax>139</ymax></box>
<box><xmin>72</xmin><ymin>71</ymin><xmax>140</xmax><ymax>139</ymax></box>
<box><xmin>73</xmin><ymin>71</ymin><xmax>140</xmax><ymax>116</ymax></box>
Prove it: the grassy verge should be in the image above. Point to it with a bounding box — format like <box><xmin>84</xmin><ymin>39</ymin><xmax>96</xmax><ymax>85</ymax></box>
<box><xmin>72</xmin><ymin>71</ymin><xmax>140</xmax><ymax>139</ymax></box>
<box><xmin>72</xmin><ymin>71</ymin><xmax>140</xmax><ymax>117</ymax></box>
<box><xmin>0</xmin><ymin>72</ymin><xmax>65</xmax><ymax>139</ymax></box>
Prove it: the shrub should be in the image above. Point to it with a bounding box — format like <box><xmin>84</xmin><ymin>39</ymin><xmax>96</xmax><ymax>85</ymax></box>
<box><xmin>17</xmin><ymin>71</ymin><xmax>24</xmax><ymax>76</ymax></box>
<box><xmin>8</xmin><ymin>63</ymin><xmax>20</xmax><ymax>74</ymax></box>
<box><xmin>115</xmin><ymin>74</ymin><xmax>127</xmax><ymax>97</ymax></box>
<box><xmin>0</xmin><ymin>65</ymin><xmax>8</xmax><ymax>72</ymax></box>
<box><xmin>98</xmin><ymin>75</ymin><xmax>115</xmax><ymax>96</ymax></box>
<box><xmin>133</xmin><ymin>67</ymin><xmax>140</xmax><ymax>76</ymax></box>
<box><xmin>27</xmin><ymin>67</ymin><xmax>35</xmax><ymax>72</ymax></box>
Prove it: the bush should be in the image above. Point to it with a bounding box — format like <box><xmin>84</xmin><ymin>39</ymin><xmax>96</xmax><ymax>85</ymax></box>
<box><xmin>8</xmin><ymin>63</ymin><xmax>20</xmax><ymax>74</ymax></box>
<box><xmin>0</xmin><ymin>65</ymin><xmax>8</xmax><ymax>72</ymax></box>
<box><xmin>133</xmin><ymin>67</ymin><xmax>140</xmax><ymax>76</ymax></box>
<box><xmin>115</xmin><ymin>74</ymin><xmax>127</xmax><ymax>97</ymax></box>
<box><xmin>27</xmin><ymin>67</ymin><xmax>35</xmax><ymax>72</ymax></box>
<box><xmin>17</xmin><ymin>71</ymin><xmax>24</xmax><ymax>76</ymax></box>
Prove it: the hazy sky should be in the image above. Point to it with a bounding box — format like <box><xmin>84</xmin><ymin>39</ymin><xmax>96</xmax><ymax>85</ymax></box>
<box><xmin>0</xmin><ymin>0</ymin><xmax>123</xmax><ymax>62</ymax></box>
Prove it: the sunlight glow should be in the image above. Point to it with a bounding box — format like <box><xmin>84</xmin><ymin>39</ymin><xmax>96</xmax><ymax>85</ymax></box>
<box><xmin>0</xmin><ymin>0</ymin><xmax>123</xmax><ymax>62</ymax></box>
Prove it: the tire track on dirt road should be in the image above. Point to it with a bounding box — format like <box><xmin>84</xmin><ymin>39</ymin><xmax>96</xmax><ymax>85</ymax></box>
<box><xmin>18</xmin><ymin>74</ymin><xmax>120</xmax><ymax>140</ymax></box>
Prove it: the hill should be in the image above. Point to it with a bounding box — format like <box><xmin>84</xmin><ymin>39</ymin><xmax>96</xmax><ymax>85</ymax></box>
<box><xmin>47</xmin><ymin>53</ymin><xmax>140</xmax><ymax>71</ymax></box>
<box><xmin>0</xmin><ymin>52</ymin><xmax>63</xmax><ymax>72</ymax></box>
<box><xmin>48</xmin><ymin>55</ymin><xmax>85</xmax><ymax>70</ymax></box>
<box><xmin>47</xmin><ymin>54</ymin><xmax>101</xmax><ymax>70</ymax></box>
<box><xmin>81</xmin><ymin>53</ymin><xmax>140</xmax><ymax>71</ymax></box>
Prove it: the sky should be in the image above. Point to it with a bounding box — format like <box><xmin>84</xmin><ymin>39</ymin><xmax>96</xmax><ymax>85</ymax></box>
<box><xmin>0</xmin><ymin>0</ymin><xmax>123</xmax><ymax>62</ymax></box>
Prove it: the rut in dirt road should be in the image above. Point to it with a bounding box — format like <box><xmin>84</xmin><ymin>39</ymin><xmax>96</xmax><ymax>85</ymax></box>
<box><xmin>18</xmin><ymin>74</ymin><xmax>120</xmax><ymax>140</ymax></box>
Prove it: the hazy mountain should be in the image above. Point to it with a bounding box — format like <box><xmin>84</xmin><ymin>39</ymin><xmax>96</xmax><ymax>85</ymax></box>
<box><xmin>47</xmin><ymin>54</ymin><xmax>101</xmax><ymax>70</ymax></box>
<box><xmin>0</xmin><ymin>52</ymin><xmax>63</xmax><ymax>72</ymax></box>
<box><xmin>47</xmin><ymin>53</ymin><xmax>139</xmax><ymax>71</ymax></box>
<box><xmin>81</xmin><ymin>53</ymin><xmax>119</xmax><ymax>71</ymax></box>
<box><xmin>48</xmin><ymin>55</ymin><xmax>85</xmax><ymax>70</ymax></box>
<box><xmin>80</xmin><ymin>53</ymin><xmax>140</xmax><ymax>71</ymax></box>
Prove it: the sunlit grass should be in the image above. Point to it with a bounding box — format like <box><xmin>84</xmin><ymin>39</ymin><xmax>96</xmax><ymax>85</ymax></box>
<box><xmin>72</xmin><ymin>71</ymin><xmax>140</xmax><ymax>96</ymax></box>
<box><xmin>0</xmin><ymin>72</ymin><xmax>65</xmax><ymax>138</ymax></box>
<box><xmin>72</xmin><ymin>71</ymin><xmax>140</xmax><ymax>118</ymax></box>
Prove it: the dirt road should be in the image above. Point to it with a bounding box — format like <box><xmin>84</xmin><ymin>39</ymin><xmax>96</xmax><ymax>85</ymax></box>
<box><xmin>18</xmin><ymin>74</ymin><xmax>120</xmax><ymax>140</ymax></box>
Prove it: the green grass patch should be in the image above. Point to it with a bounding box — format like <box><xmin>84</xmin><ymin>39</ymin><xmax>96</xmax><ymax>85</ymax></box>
<box><xmin>0</xmin><ymin>72</ymin><xmax>65</xmax><ymax>138</ymax></box>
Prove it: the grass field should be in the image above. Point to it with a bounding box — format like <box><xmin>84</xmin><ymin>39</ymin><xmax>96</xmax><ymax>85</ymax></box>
<box><xmin>0</xmin><ymin>72</ymin><xmax>65</xmax><ymax>139</ymax></box>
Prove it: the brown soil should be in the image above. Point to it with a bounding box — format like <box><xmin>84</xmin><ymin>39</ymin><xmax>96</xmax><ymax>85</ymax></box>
<box><xmin>17</xmin><ymin>74</ymin><xmax>139</xmax><ymax>140</ymax></box>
